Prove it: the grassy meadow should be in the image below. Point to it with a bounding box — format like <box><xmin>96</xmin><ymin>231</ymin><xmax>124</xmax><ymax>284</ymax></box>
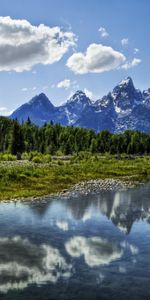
<box><xmin>0</xmin><ymin>152</ymin><xmax>149</xmax><ymax>200</ymax></box>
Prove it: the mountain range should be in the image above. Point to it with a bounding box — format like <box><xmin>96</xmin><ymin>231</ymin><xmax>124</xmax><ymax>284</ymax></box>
<box><xmin>10</xmin><ymin>77</ymin><xmax>150</xmax><ymax>133</ymax></box>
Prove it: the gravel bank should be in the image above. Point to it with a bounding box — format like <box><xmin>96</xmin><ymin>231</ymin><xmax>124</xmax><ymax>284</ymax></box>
<box><xmin>63</xmin><ymin>179</ymin><xmax>138</xmax><ymax>197</ymax></box>
<box><xmin>1</xmin><ymin>178</ymin><xmax>141</xmax><ymax>203</ymax></box>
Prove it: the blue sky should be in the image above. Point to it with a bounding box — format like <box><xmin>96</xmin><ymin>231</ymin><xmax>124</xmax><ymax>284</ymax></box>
<box><xmin>0</xmin><ymin>0</ymin><xmax>149</xmax><ymax>115</ymax></box>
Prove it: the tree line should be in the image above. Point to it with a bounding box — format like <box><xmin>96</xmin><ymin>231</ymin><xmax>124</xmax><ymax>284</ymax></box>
<box><xmin>0</xmin><ymin>116</ymin><xmax>150</xmax><ymax>156</ymax></box>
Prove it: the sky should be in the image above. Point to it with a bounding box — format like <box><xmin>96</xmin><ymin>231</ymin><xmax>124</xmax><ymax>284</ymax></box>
<box><xmin>0</xmin><ymin>0</ymin><xmax>150</xmax><ymax>115</ymax></box>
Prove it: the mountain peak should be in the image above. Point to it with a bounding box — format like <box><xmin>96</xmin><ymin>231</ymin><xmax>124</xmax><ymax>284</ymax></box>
<box><xmin>69</xmin><ymin>90</ymin><xmax>86</xmax><ymax>99</ymax></box>
<box><xmin>118</xmin><ymin>77</ymin><xmax>134</xmax><ymax>87</ymax></box>
<box><xmin>112</xmin><ymin>76</ymin><xmax>135</xmax><ymax>98</ymax></box>
<box><xmin>67</xmin><ymin>90</ymin><xmax>90</xmax><ymax>104</ymax></box>
<box><xmin>111</xmin><ymin>77</ymin><xmax>141</xmax><ymax>114</ymax></box>
<box><xmin>29</xmin><ymin>93</ymin><xmax>51</xmax><ymax>105</ymax></box>
<box><xmin>10</xmin><ymin>93</ymin><xmax>55</xmax><ymax>125</ymax></box>
<box><xmin>10</xmin><ymin>76</ymin><xmax>150</xmax><ymax>133</ymax></box>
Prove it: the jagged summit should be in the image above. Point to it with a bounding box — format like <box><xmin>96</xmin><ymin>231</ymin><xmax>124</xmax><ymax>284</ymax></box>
<box><xmin>9</xmin><ymin>77</ymin><xmax>150</xmax><ymax>133</ymax></box>
<box><xmin>67</xmin><ymin>90</ymin><xmax>90</xmax><ymax>104</ymax></box>
<box><xmin>118</xmin><ymin>76</ymin><xmax>134</xmax><ymax>87</ymax></box>
<box><xmin>112</xmin><ymin>77</ymin><xmax>135</xmax><ymax>98</ymax></box>
<box><xmin>111</xmin><ymin>76</ymin><xmax>143</xmax><ymax>114</ymax></box>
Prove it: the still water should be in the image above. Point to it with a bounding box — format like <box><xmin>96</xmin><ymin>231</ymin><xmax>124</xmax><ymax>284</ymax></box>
<box><xmin>0</xmin><ymin>184</ymin><xmax>150</xmax><ymax>299</ymax></box>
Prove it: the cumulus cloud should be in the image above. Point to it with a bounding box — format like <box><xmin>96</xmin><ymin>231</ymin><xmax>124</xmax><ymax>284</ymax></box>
<box><xmin>65</xmin><ymin>236</ymin><xmax>123</xmax><ymax>267</ymax></box>
<box><xmin>98</xmin><ymin>27</ymin><xmax>109</xmax><ymax>38</ymax></box>
<box><xmin>121</xmin><ymin>58</ymin><xmax>141</xmax><ymax>70</ymax></box>
<box><xmin>57</xmin><ymin>79</ymin><xmax>71</xmax><ymax>89</ymax></box>
<box><xmin>0</xmin><ymin>236</ymin><xmax>72</xmax><ymax>293</ymax></box>
<box><xmin>0</xmin><ymin>16</ymin><xmax>76</xmax><ymax>72</ymax></box>
<box><xmin>66</xmin><ymin>43</ymin><xmax>126</xmax><ymax>74</ymax></box>
<box><xmin>121</xmin><ymin>38</ymin><xmax>129</xmax><ymax>46</ymax></box>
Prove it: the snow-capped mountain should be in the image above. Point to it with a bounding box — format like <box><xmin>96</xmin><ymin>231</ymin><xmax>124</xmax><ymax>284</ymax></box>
<box><xmin>60</xmin><ymin>90</ymin><xmax>91</xmax><ymax>125</ymax></box>
<box><xmin>10</xmin><ymin>77</ymin><xmax>150</xmax><ymax>133</ymax></box>
<box><xmin>10</xmin><ymin>90</ymin><xmax>92</xmax><ymax>127</ymax></box>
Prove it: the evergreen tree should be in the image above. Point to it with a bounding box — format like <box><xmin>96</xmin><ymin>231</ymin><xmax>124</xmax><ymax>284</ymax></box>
<box><xmin>10</xmin><ymin>121</ymin><xmax>24</xmax><ymax>155</ymax></box>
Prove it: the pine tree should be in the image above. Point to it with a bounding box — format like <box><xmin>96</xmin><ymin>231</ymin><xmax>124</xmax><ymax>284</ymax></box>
<box><xmin>10</xmin><ymin>121</ymin><xmax>24</xmax><ymax>155</ymax></box>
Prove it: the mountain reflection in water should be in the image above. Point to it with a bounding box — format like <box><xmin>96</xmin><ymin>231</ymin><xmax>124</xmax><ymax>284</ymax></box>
<box><xmin>0</xmin><ymin>183</ymin><xmax>150</xmax><ymax>299</ymax></box>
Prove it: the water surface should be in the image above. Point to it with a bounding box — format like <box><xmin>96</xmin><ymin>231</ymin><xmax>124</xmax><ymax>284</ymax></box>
<box><xmin>0</xmin><ymin>183</ymin><xmax>150</xmax><ymax>299</ymax></box>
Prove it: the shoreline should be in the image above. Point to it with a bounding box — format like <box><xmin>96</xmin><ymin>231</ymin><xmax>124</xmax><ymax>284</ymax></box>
<box><xmin>1</xmin><ymin>178</ymin><xmax>143</xmax><ymax>204</ymax></box>
<box><xmin>0</xmin><ymin>155</ymin><xmax>149</xmax><ymax>203</ymax></box>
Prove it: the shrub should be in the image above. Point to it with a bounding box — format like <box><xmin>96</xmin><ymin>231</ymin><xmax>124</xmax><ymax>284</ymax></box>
<box><xmin>32</xmin><ymin>156</ymin><xmax>42</xmax><ymax>163</ymax></box>
<box><xmin>43</xmin><ymin>154</ymin><xmax>52</xmax><ymax>163</ymax></box>
<box><xmin>55</xmin><ymin>150</ymin><xmax>64</xmax><ymax>156</ymax></box>
<box><xmin>0</xmin><ymin>153</ymin><xmax>16</xmax><ymax>161</ymax></box>
<box><xmin>57</xmin><ymin>160</ymin><xmax>64</xmax><ymax>166</ymax></box>
<box><xmin>22</xmin><ymin>152</ymin><xmax>30</xmax><ymax>160</ymax></box>
<box><xmin>28</xmin><ymin>151</ymin><xmax>40</xmax><ymax>161</ymax></box>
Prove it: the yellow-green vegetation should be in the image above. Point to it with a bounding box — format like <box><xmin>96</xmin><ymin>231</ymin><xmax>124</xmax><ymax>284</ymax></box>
<box><xmin>0</xmin><ymin>152</ymin><xmax>149</xmax><ymax>200</ymax></box>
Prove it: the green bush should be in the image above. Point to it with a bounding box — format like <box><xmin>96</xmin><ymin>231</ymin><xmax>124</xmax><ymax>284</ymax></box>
<box><xmin>32</xmin><ymin>156</ymin><xmax>42</xmax><ymax>163</ymax></box>
<box><xmin>0</xmin><ymin>153</ymin><xmax>16</xmax><ymax>161</ymax></box>
<box><xmin>43</xmin><ymin>154</ymin><xmax>52</xmax><ymax>163</ymax></box>
<box><xmin>55</xmin><ymin>150</ymin><xmax>64</xmax><ymax>156</ymax></box>
<box><xmin>22</xmin><ymin>152</ymin><xmax>30</xmax><ymax>160</ymax></box>
<box><xmin>57</xmin><ymin>160</ymin><xmax>64</xmax><ymax>166</ymax></box>
<box><xmin>28</xmin><ymin>151</ymin><xmax>41</xmax><ymax>161</ymax></box>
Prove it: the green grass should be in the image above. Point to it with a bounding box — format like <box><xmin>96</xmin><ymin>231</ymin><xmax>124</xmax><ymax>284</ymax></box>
<box><xmin>0</xmin><ymin>154</ymin><xmax>150</xmax><ymax>200</ymax></box>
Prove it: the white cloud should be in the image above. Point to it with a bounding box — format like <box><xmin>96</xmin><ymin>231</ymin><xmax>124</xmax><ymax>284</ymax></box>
<box><xmin>0</xmin><ymin>16</ymin><xmax>76</xmax><ymax>72</ymax></box>
<box><xmin>84</xmin><ymin>88</ymin><xmax>94</xmax><ymax>99</ymax></box>
<box><xmin>21</xmin><ymin>87</ymin><xmax>28</xmax><ymax>92</ymax></box>
<box><xmin>66</xmin><ymin>43</ymin><xmax>126</xmax><ymax>74</ymax></box>
<box><xmin>65</xmin><ymin>236</ymin><xmax>123</xmax><ymax>267</ymax></box>
<box><xmin>0</xmin><ymin>236</ymin><xmax>72</xmax><ymax>293</ymax></box>
<box><xmin>56</xmin><ymin>220</ymin><xmax>69</xmax><ymax>231</ymax></box>
<box><xmin>99</xmin><ymin>27</ymin><xmax>109</xmax><ymax>38</ymax></box>
<box><xmin>32</xmin><ymin>86</ymin><xmax>37</xmax><ymax>91</ymax></box>
<box><xmin>134</xmin><ymin>48</ymin><xmax>139</xmax><ymax>54</ymax></box>
<box><xmin>57</xmin><ymin>79</ymin><xmax>71</xmax><ymax>89</ymax></box>
<box><xmin>121</xmin><ymin>38</ymin><xmax>129</xmax><ymax>46</ymax></box>
<box><xmin>121</xmin><ymin>57</ymin><xmax>141</xmax><ymax>70</ymax></box>
<box><xmin>0</xmin><ymin>107</ymin><xmax>13</xmax><ymax>116</ymax></box>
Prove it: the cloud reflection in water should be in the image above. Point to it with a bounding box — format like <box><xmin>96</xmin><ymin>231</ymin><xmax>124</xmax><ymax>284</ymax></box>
<box><xmin>65</xmin><ymin>236</ymin><xmax>123</xmax><ymax>267</ymax></box>
<box><xmin>0</xmin><ymin>236</ymin><xmax>72</xmax><ymax>294</ymax></box>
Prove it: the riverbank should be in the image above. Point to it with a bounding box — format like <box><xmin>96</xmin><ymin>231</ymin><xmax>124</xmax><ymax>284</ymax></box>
<box><xmin>0</xmin><ymin>154</ymin><xmax>149</xmax><ymax>201</ymax></box>
<box><xmin>64</xmin><ymin>178</ymin><xmax>139</xmax><ymax>197</ymax></box>
<box><xmin>1</xmin><ymin>179</ymin><xmax>140</xmax><ymax>203</ymax></box>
